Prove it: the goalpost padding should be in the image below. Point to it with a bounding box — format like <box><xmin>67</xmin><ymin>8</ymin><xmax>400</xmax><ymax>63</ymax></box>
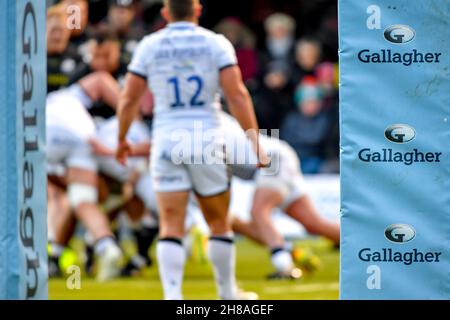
<box><xmin>0</xmin><ymin>0</ymin><xmax>47</xmax><ymax>299</ymax></box>
<box><xmin>339</xmin><ymin>0</ymin><xmax>450</xmax><ymax>299</ymax></box>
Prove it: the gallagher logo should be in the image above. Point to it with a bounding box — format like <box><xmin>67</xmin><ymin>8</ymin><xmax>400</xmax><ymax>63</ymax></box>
<box><xmin>357</xmin><ymin>224</ymin><xmax>442</xmax><ymax>265</ymax></box>
<box><xmin>384</xmin><ymin>224</ymin><xmax>416</xmax><ymax>243</ymax></box>
<box><xmin>384</xmin><ymin>24</ymin><xmax>415</xmax><ymax>44</ymax></box>
<box><xmin>357</xmin><ymin>23</ymin><xmax>442</xmax><ymax>66</ymax></box>
<box><xmin>384</xmin><ymin>124</ymin><xmax>416</xmax><ymax>144</ymax></box>
<box><xmin>357</xmin><ymin>124</ymin><xmax>442</xmax><ymax>165</ymax></box>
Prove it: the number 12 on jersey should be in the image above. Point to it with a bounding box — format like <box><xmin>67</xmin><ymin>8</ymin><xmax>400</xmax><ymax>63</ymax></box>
<box><xmin>168</xmin><ymin>75</ymin><xmax>205</xmax><ymax>108</ymax></box>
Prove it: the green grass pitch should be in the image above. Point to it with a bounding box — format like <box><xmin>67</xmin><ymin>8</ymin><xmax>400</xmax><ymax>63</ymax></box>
<box><xmin>49</xmin><ymin>238</ymin><xmax>339</xmax><ymax>300</ymax></box>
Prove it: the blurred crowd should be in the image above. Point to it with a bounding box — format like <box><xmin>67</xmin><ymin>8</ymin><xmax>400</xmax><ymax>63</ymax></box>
<box><xmin>46</xmin><ymin>0</ymin><xmax>339</xmax><ymax>174</ymax></box>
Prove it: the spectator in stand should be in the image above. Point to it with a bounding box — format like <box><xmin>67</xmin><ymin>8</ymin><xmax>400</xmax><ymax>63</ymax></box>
<box><xmin>254</xmin><ymin>61</ymin><xmax>295</xmax><ymax>131</ymax></box>
<box><xmin>317</xmin><ymin>6</ymin><xmax>339</xmax><ymax>62</ymax></box>
<box><xmin>214</xmin><ymin>17</ymin><xmax>259</xmax><ymax>88</ymax></box>
<box><xmin>315</xmin><ymin>62</ymin><xmax>340</xmax><ymax>173</ymax></box>
<box><xmin>69</xmin><ymin>32</ymin><xmax>128</xmax><ymax>119</ymax></box>
<box><xmin>281</xmin><ymin>76</ymin><xmax>333</xmax><ymax>174</ymax></box>
<box><xmin>97</xmin><ymin>0</ymin><xmax>145</xmax><ymax>65</ymax></box>
<box><xmin>260</xmin><ymin>13</ymin><xmax>296</xmax><ymax>71</ymax></box>
<box><xmin>291</xmin><ymin>38</ymin><xmax>340</xmax><ymax>171</ymax></box>
<box><xmin>315</xmin><ymin>61</ymin><xmax>339</xmax><ymax>110</ymax></box>
<box><xmin>69</xmin><ymin>32</ymin><xmax>128</xmax><ymax>85</ymax></box>
<box><xmin>292</xmin><ymin>37</ymin><xmax>322</xmax><ymax>86</ymax></box>
<box><xmin>316</xmin><ymin>62</ymin><xmax>337</xmax><ymax>96</ymax></box>
<box><xmin>292</xmin><ymin>37</ymin><xmax>340</xmax><ymax>103</ymax></box>
<box><xmin>141</xmin><ymin>1</ymin><xmax>167</xmax><ymax>33</ymax></box>
<box><xmin>254</xmin><ymin>13</ymin><xmax>297</xmax><ymax>130</ymax></box>
<box><xmin>47</xmin><ymin>5</ymin><xmax>82</xmax><ymax>93</ymax></box>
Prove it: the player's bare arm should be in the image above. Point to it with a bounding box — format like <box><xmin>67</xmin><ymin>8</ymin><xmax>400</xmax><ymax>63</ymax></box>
<box><xmin>116</xmin><ymin>73</ymin><xmax>148</xmax><ymax>164</ymax></box>
<box><xmin>78</xmin><ymin>71</ymin><xmax>121</xmax><ymax>109</ymax></box>
<box><xmin>90</xmin><ymin>139</ymin><xmax>151</xmax><ymax>158</ymax></box>
<box><xmin>129</xmin><ymin>142</ymin><xmax>151</xmax><ymax>157</ymax></box>
<box><xmin>220</xmin><ymin>66</ymin><xmax>270</xmax><ymax>167</ymax></box>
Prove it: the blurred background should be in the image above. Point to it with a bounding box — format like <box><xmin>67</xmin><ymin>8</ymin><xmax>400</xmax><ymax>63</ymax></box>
<box><xmin>46</xmin><ymin>0</ymin><xmax>339</xmax><ymax>175</ymax></box>
<box><xmin>46</xmin><ymin>0</ymin><xmax>341</xmax><ymax>299</ymax></box>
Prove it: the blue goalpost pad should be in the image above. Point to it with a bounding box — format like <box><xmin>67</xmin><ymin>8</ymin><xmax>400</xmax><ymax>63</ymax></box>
<box><xmin>0</xmin><ymin>0</ymin><xmax>47</xmax><ymax>299</ymax></box>
<box><xmin>339</xmin><ymin>0</ymin><xmax>450</xmax><ymax>299</ymax></box>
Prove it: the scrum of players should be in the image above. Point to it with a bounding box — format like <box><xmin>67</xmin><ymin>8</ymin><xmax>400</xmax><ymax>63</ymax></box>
<box><xmin>46</xmin><ymin>0</ymin><xmax>340</xmax><ymax>299</ymax></box>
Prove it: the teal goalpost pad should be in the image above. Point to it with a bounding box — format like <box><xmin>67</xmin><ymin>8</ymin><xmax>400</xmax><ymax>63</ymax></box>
<box><xmin>339</xmin><ymin>0</ymin><xmax>450</xmax><ymax>299</ymax></box>
<box><xmin>0</xmin><ymin>0</ymin><xmax>47</xmax><ymax>299</ymax></box>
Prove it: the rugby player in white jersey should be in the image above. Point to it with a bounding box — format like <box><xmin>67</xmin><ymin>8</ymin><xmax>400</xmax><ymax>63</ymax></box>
<box><xmin>116</xmin><ymin>0</ymin><xmax>268</xmax><ymax>300</ymax></box>
<box><xmin>219</xmin><ymin>112</ymin><xmax>340</xmax><ymax>279</ymax></box>
<box><xmin>91</xmin><ymin>115</ymin><xmax>159</xmax><ymax>275</ymax></box>
<box><xmin>46</xmin><ymin>72</ymin><xmax>124</xmax><ymax>281</ymax></box>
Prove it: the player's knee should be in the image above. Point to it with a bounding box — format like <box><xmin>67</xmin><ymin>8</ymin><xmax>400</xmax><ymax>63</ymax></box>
<box><xmin>67</xmin><ymin>183</ymin><xmax>98</xmax><ymax>209</ymax></box>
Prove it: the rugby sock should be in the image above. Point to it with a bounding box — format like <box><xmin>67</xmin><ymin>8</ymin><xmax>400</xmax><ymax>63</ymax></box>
<box><xmin>208</xmin><ymin>234</ymin><xmax>237</xmax><ymax>300</ymax></box>
<box><xmin>271</xmin><ymin>247</ymin><xmax>294</xmax><ymax>273</ymax></box>
<box><xmin>48</xmin><ymin>242</ymin><xmax>64</xmax><ymax>258</ymax></box>
<box><xmin>85</xmin><ymin>244</ymin><xmax>95</xmax><ymax>275</ymax></box>
<box><xmin>121</xmin><ymin>226</ymin><xmax>159</xmax><ymax>276</ymax></box>
<box><xmin>48</xmin><ymin>242</ymin><xmax>64</xmax><ymax>277</ymax></box>
<box><xmin>94</xmin><ymin>236</ymin><xmax>117</xmax><ymax>256</ymax></box>
<box><xmin>134</xmin><ymin>226</ymin><xmax>159</xmax><ymax>264</ymax></box>
<box><xmin>125</xmin><ymin>214</ymin><xmax>158</xmax><ymax>265</ymax></box>
<box><xmin>157</xmin><ymin>238</ymin><xmax>186</xmax><ymax>300</ymax></box>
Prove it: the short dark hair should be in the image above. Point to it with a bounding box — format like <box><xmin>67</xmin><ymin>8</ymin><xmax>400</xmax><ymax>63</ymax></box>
<box><xmin>164</xmin><ymin>0</ymin><xmax>196</xmax><ymax>21</ymax></box>
<box><xmin>92</xmin><ymin>30</ymin><xmax>119</xmax><ymax>45</ymax></box>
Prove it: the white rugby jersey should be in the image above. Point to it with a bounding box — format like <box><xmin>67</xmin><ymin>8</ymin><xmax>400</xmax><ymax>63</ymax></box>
<box><xmin>46</xmin><ymin>87</ymin><xmax>96</xmax><ymax>140</ymax></box>
<box><xmin>128</xmin><ymin>22</ymin><xmax>238</xmax><ymax>135</ymax></box>
<box><xmin>96</xmin><ymin>116</ymin><xmax>151</xmax><ymax>172</ymax></box>
<box><xmin>219</xmin><ymin>111</ymin><xmax>295</xmax><ymax>178</ymax></box>
<box><xmin>96</xmin><ymin>116</ymin><xmax>151</xmax><ymax>150</ymax></box>
<box><xmin>219</xmin><ymin>111</ymin><xmax>291</xmax><ymax>164</ymax></box>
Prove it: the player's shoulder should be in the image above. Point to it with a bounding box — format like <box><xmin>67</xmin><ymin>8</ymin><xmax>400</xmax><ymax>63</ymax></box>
<box><xmin>138</xmin><ymin>26</ymin><xmax>230</xmax><ymax>47</ymax></box>
<box><xmin>140</xmin><ymin>32</ymin><xmax>161</xmax><ymax>44</ymax></box>
<box><xmin>137</xmin><ymin>29</ymin><xmax>168</xmax><ymax>48</ymax></box>
<box><xmin>194</xmin><ymin>25</ymin><xmax>218</xmax><ymax>37</ymax></box>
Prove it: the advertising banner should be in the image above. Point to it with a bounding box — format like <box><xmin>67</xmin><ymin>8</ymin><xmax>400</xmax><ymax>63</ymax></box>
<box><xmin>339</xmin><ymin>0</ymin><xmax>450</xmax><ymax>299</ymax></box>
<box><xmin>0</xmin><ymin>0</ymin><xmax>47</xmax><ymax>299</ymax></box>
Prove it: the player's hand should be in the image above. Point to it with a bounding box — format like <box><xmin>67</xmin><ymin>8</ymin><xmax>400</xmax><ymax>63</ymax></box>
<box><xmin>246</xmin><ymin>131</ymin><xmax>271</xmax><ymax>169</ymax></box>
<box><xmin>89</xmin><ymin>139</ymin><xmax>115</xmax><ymax>157</ymax></box>
<box><xmin>252</xmin><ymin>141</ymin><xmax>271</xmax><ymax>168</ymax></box>
<box><xmin>257</xmin><ymin>150</ymin><xmax>271</xmax><ymax>168</ymax></box>
<box><xmin>116</xmin><ymin>139</ymin><xmax>131</xmax><ymax>165</ymax></box>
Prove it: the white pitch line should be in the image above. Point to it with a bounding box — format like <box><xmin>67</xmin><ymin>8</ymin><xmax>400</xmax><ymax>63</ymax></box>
<box><xmin>263</xmin><ymin>282</ymin><xmax>339</xmax><ymax>294</ymax></box>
